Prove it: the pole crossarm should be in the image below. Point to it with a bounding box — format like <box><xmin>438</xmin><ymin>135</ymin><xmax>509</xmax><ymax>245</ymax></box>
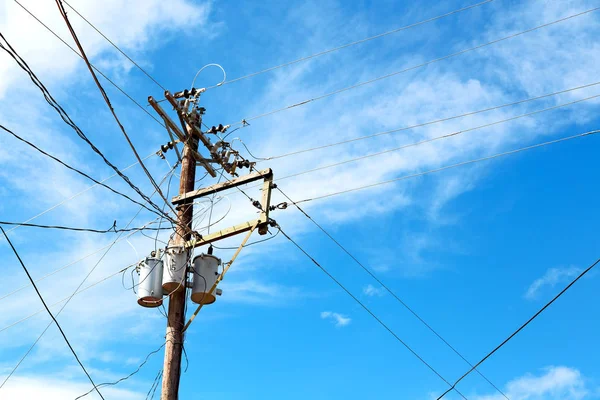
<box><xmin>183</xmin><ymin>220</ymin><xmax>260</xmax><ymax>332</ymax></box>
<box><xmin>148</xmin><ymin>95</ymin><xmax>216</xmax><ymax>177</ymax></box>
<box><xmin>172</xmin><ymin>168</ymin><xmax>273</xmax><ymax>205</ymax></box>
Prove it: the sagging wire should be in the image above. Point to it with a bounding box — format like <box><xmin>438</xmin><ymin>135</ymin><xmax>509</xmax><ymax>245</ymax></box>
<box><xmin>191</xmin><ymin>63</ymin><xmax>227</xmax><ymax>90</ymax></box>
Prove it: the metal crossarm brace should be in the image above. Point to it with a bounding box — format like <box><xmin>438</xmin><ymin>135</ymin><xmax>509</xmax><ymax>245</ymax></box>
<box><xmin>182</xmin><ymin>220</ymin><xmax>260</xmax><ymax>332</ymax></box>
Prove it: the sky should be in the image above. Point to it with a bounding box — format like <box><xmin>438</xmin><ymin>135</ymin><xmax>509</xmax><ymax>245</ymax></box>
<box><xmin>0</xmin><ymin>0</ymin><xmax>599</xmax><ymax>399</ymax></box>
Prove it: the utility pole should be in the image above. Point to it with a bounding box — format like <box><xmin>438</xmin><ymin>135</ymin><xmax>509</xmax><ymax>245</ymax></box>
<box><xmin>146</xmin><ymin>90</ymin><xmax>274</xmax><ymax>400</ymax></box>
<box><xmin>161</xmin><ymin>128</ymin><xmax>198</xmax><ymax>400</ymax></box>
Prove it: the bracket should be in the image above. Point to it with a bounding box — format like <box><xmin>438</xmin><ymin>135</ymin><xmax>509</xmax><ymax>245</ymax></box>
<box><xmin>178</xmin><ymin>169</ymin><xmax>274</xmax><ymax>249</ymax></box>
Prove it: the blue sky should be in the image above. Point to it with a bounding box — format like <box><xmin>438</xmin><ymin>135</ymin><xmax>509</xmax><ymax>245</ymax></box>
<box><xmin>1</xmin><ymin>0</ymin><xmax>599</xmax><ymax>399</ymax></box>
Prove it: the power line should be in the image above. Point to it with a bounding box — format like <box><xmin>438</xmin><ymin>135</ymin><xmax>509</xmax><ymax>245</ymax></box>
<box><xmin>0</xmin><ymin>220</ymin><xmax>170</xmax><ymax>234</ymax></box>
<box><xmin>273</xmin><ymin>92</ymin><xmax>600</xmax><ymax>182</ymax></box>
<box><xmin>11</xmin><ymin>0</ymin><xmax>166</xmax><ymax>129</ymax></box>
<box><xmin>276</xmin><ymin>187</ymin><xmax>509</xmax><ymax>399</ymax></box>
<box><xmin>0</xmin><ymin>123</ymin><xmax>160</xmax><ymax>217</ymax></box>
<box><xmin>212</xmin><ymin>0</ymin><xmax>495</xmax><ymax>88</ymax></box>
<box><xmin>0</xmin><ymin>227</ymin><xmax>105</xmax><ymax>399</ymax></box>
<box><xmin>229</xmin><ymin>8</ymin><xmax>599</xmax><ymax>126</ymax></box>
<box><xmin>0</xmin><ymin>264</ymin><xmax>134</xmax><ymax>335</ymax></box>
<box><xmin>254</xmin><ymin>80</ymin><xmax>600</xmax><ymax>161</ymax></box>
<box><xmin>295</xmin><ymin>129</ymin><xmax>600</xmax><ymax>204</ymax></box>
<box><xmin>277</xmin><ymin>226</ymin><xmax>468</xmax><ymax>399</ymax></box>
<box><xmin>74</xmin><ymin>343</ymin><xmax>166</xmax><ymax>400</ymax></box>
<box><xmin>1</xmin><ymin>150</ymin><xmax>157</xmax><ymax>238</ymax></box>
<box><xmin>436</xmin><ymin>257</ymin><xmax>600</xmax><ymax>400</ymax></box>
<box><xmin>61</xmin><ymin>0</ymin><xmax>166</xmax><ymax>91</ymax></box>
<box><xmin>0</xmin><ymin>32</ymin><xmax>173</xmax><ymax>222</ymax></box>
<box><xmin>0</xmin><ymin>166</ymin><xmax>176</xmax><ymax>387</ymax></box>
<box><xmin>54</xmin><ymin>0</ymin><xmax>177</xmax><ymax>221</ymax></box>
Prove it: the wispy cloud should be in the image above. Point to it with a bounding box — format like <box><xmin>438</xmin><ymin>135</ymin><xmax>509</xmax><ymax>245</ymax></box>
<box><xmin>320</xmin><ymin>311</ymin><xmax>351</xmax><ymax>327</ymax></box>
<box><xmin>363</xmin><ymin>284</ymin><xmax>385</xmax><ymax>297</ymax></box>
<box><xmin>472</xmin><ymin>366</ymin><xmax>589</xmax><ymax>400</ymax></box>
<box><xmin>525</xmin><ymin>267</ymin><xmax>582</xmax><ymax>300</ymax></box>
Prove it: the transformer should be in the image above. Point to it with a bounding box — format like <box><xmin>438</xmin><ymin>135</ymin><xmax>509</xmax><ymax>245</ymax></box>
<box><xmin>137</xmin><ymin>257</ymin><xmax>164</xmax><ymax>308</ymax></box>
<box><xmin>191</xmin><ymin>254</ymin><xmax>221</xmax><ymax>305</ymax></box>
<box><xmin>162</xmin><ymin>246</ymin><xmax>188</xmax><ymax>293</ymax></box>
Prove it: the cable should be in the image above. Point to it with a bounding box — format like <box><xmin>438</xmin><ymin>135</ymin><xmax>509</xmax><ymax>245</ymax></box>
<box><xmin>211</xmin><ymin>227</ymin><xmax>281</xmax><ymax>250</ymax></box>
<box><xmin>0</xmin><ymin>220</ymin><xmax>169</xmax><ymax>234</ymax></box>
<box><xmin>0</xmin><ymin>227</ymin><xmax>104</xmax><ymax>399</ymax></box>
<box><xmin>0</xmin><ymin>166</ymin><xmax>176</xmax><ymax>387</ymax></box>
<box><xmin>277</xmin><ymin>226</ymin><xmax>467</xmax><ymax>399</ymax></box>
<box><xmin>74</xmin><ymin>343</ymin><xmax>166</xmax><ymax>400</ymax></box>
<box><xmin>54</xmin><ymin>0</ymin><xmax>178</xmax><ymax>221</ymax></box>
<box><xmin>191</xmin><ymin>63</ymin><xmax>227</xmax><ymax>89</ymax></box>
<box><xmin>436</xmin><ymin>257</ymin><xmax>600</xmax><ymax>399</ymax></box>
<box><xmin>0</xmin><ymin>150</ymin><xmax>158</xmax><ymax>238</ymax></box>
<box><xmin>295</xmin><ymin>129</ymin><xmax>600</xmax><ymax>204</ymax></box>
<box><xmin>211</xmin><ymin>0</ymin><xmax>495</xmax><ymax>88</ymax></box>
<box><xmin>0</xmin><ymin>217</ymin><xmax>162</xmax><ymax>305</ymax></box>
<box><xmin>61</xmin><ymin>0</ymin><xmax>166</xmax><ymax>91</ymax></box>
<box><xmin>11</xmin><ymin>0</ymin><xmax>166</xmax><ymax>129</ymax></box>
<box><xmin>0</xmin><ymin>123</ymin><xmax>162</xmax><ymax>216</ymax></box>
<box><xmin>229</xmin><ymin>8</ymin><xmax>599</xmax><ymax>126</ymax></box>
<box><xmin>0</xmin><ymin>32</ymin><xmax>173</xmax><ymax>223</ymax></box>
<box><xmin>276</xmin><ymin>186</ymin><xmax>508</xmax><ymax>399</ymax></box>
<box><xmin>0</xmin><ymin>265</ymin><xmax>133</xmax><ymax>335</ymax></box>
<box><xmin>145</xmin><ymin>369</ymin><xmax>163</xmax><ymax>400</ymax></box>
<box><xmin>148</xmin><ymin>369</ymin><xmax>162</xmax><ymax>400</ymax></box>
<box><xmin>256</xmin><ymin>80</ymin><xmax>600</xmax><ymax>161</ymax></box>
<box><xmin>274</xmin><ymin>92</ymin><xmax>600</xmax><ymax>182</ymax></box>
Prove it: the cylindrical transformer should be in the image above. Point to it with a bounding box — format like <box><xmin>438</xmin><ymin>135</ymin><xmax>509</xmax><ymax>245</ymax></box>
<box><xmin>162</xmin><ymin>246</ymin><xmax>189</xmax><ymax>293</ymax></box>
<box><xmin>137</xmin><ymin>257</ymin><xmax>164</xmax><ymax>308</ymax></box>
<box><xmin>191</xmin><ymin>254</ymin><xmax>221</xmax><ymax>305</ymax></box>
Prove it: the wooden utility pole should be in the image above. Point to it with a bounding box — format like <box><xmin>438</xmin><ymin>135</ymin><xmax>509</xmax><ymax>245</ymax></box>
<box><xmin>148</xmin><ymin>90</ymin><xmax>273</xmax><ymax>399</ymax></box>
<box><xmin>161</xmin><ymin>131</ymin><xmax>198</xmax><ymax>400</ymax></box>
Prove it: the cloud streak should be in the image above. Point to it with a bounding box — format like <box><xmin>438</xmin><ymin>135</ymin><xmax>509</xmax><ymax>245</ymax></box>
<box><xmin>320</xmin><ymin>311</ymin><xmax>351</xmax><ymax>327</ymax></box>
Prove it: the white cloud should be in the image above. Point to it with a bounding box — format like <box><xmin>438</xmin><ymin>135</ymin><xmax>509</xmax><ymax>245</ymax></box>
<box><xmin>0</xmin><ymin>376</ymin><xmax>144</xmax><ymax>400</ymax></box>
<box><xmin>219</xmin><ymin>279</ymin><xmax>305</xmax><ymax>306</ymax></box>
<box><xmin>320</xmin><ymin>311</ymin><xmax>351</xmax><ymax>327</ymax></box>
<box><xmin>363</xmin><ymin>284</ymin><xmax>385</xmax><ymax>297</ymax></box>
<box><xmin>473</xmin><ymin>366</ymin><xmax>590</xmax><ymax>400</ymax></box>
<box><xmin>525</xmin><ymin>266</ymin><xmax>582</xmax><ymax>300</ymax></box>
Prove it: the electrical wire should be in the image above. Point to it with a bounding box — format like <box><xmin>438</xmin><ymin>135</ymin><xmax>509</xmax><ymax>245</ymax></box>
<box><xmin>277</xmin><ymin>226</ymin><xmax>467</xmax><ymax>400</ymax></box>
<box><xmin>436</xmin><ymin>257</ymin><xmax>600</xmax><ymax>400</ymax></box>
<box><xmin>0</xmin><ymin>220</ymin><xmax>170</xmax><ymax>234</ymax></box>
<box><xmin>0</xmin><ymin>218</ymin><xmax>162</xmax><ymax>305</ymax></box>
<box><xmin>0</xmin><ymin>265</ymin><xmax>133</xmax><ymax>335</ymax></box>
<box><xmin>273</xmin><ymin>92</ymin><xmax>600</xmax><ymax>182</ymax></box>
<box><xmin>0</xmin><ymin>123</ymin><xmax>162</xmax><ymax>216</ymax></box>
<box><xmin>0</xmin><ymin>149</ymin><xmax>158</xmax><ymax>238</ymax></box>
<box><xmin>0</xmin><ymin>32</ymin><xmax>173</xmax><ymax>223</ymax></box>
<box><xmin>191</xmin><ymin>63</ymin><xmax>227</xmax><ymax>89</ymax></box>
<box><xmin>0</xmin><ymin>167</ymin><xmax>176</xmax><ymax>386</ymax></box>
<box><xmin>11</xmin><ymin>0</ymin><xmax>167</xmax><ymax>129</ymax></box>
<box><xmin>211</xmin><ymin>227</ymin><xmax>281</xmax><ymax>250</ymax></box>
<box><xmin>61</xmin><ymin>0</ymin><xmax>166</xmax><ymax>91</ymax></box>
<box><xmin>0</xmin><ymin>227</ymin><xmax>105</xmax><ymax>399</ymax></box>
<box><xmin>210</xmin><ymin>0</ymin><xmax>495</xmax><ymax>88</ymax></box>
<box><xmin>276</xmin><ymin>186</ymin><xmax>509</xmax><ymax>399</ymax></box>
<box><xmin>294</xmin><ymin>129</ymin><xmax>600</xmax><ymax>204</ymax></box>
<box><xmin>74</xmin><ymin>343</ymin><xmax>166</xmax><ymax>400</ymax></box>
<box><xmin>147</xmin><ymin>369</ymin><xmax>162</xmax><ymax>400</ymax></box>
<box><xmin>229</xmin><ymin>8</ymin><xmax>599</xmax><ymax>126</ymax></box>
<box><xmin>252</xmin><ymin>80</ymin><xmax>600</xmax><ymax>161</ymax></box>
<box><xmin>54</xmin><ymin>0</ymin><xmax>178</xmax><ymax>221</ymax></box>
